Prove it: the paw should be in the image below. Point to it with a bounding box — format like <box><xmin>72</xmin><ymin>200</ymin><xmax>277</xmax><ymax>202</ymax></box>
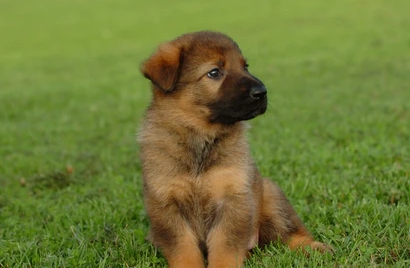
<box><xmin>308</xmin><ymin>241</ymin><xmax>334</xmax><ymax>254</ymax></box>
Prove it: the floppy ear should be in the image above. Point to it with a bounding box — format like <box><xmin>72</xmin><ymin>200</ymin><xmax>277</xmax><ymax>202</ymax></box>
<box><xmin>141</xmin><ymin>42</ymin><xmax>184</xmax><ymax>92</ymax></box>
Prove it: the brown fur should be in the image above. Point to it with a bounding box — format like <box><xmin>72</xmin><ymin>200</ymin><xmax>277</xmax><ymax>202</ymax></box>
<box><xmin>139</xmin><ymin>31</ymin><xmax>332</xmax><ymax>268</ymax></box>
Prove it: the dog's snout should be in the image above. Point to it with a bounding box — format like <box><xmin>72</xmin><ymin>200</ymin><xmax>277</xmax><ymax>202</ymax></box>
<box><xmin>249</xmin><ymin>85</ymin><xmax>267</xmax><ymax>99</ymax></box>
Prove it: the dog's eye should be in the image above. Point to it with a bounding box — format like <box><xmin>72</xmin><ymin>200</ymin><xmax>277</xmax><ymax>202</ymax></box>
<box><xmin>207</xmin><ymin>68</ymin><xmax>222</xmax><ymax>78</ymax></box>
<box><xmin>244</xmin><ymin>64</ymin><xmax>249</xmax><ymax>71</ymax></box>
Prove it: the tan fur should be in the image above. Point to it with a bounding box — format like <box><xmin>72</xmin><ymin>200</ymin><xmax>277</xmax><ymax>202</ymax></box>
<box><xmin>139</xmin><ymin>31</ymin><xmax>332</xmax><ymax>268</ymax></box>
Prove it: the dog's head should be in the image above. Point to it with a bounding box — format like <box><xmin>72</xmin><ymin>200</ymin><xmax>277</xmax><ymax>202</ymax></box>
<box><xmin>141</xmin><ymin>31</ymin><xmax>267</xmax><ymax>125</ymax></box>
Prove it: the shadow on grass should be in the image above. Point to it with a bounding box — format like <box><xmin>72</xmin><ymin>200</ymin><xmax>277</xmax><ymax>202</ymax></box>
<box><xmin>28</xmin><ymin>166</ymin><xmax>74</xmax><ymax>193</ymax></box>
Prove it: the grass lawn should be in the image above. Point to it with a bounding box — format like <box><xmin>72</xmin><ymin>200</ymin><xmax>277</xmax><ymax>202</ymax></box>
<box><xmin>1</xmin><ymin>0</ymin><xmax>409</xmax><ymax>267</ymax></box>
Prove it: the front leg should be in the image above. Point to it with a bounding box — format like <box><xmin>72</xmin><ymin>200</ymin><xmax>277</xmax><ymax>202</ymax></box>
<box><xmin>202</xmin><ymin>167</ymin><xmax>258</xmax><ymax>268</ymax></box>
<box><xmin>206</xmin><ymin>193</ymin><xmax>256</xmax><ymax>268</ymax></box>
<box><xmin>148</xmin><ymin>207</ymin><xmax>205</xmax><ymax>268</ymax></box>
<box><xmin>145</xmin><ymin>190</ymin><xmax>205</xmax><ymax>268</ymax></box>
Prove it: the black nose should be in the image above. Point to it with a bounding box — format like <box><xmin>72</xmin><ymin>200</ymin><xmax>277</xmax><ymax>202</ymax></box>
<box><xmin>249</xmin><ymin>85</ymin><xmax>267</xmax><ymax>99</ymax></box>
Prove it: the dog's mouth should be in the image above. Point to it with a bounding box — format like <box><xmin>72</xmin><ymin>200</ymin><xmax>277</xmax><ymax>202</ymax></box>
<box><xmin>238</xmin><ymin>99</ymin><xmax>268</xmax><ymax>120</ymax></box>
<box><xmin>239</xmin><ymin>111</ymin><xmax>261</xmax><ymax>121</ymax></box>
<box><xmin>209</xmin><ymin>96</ymin><xmax>268</xmax><ymax>125</ymax></box>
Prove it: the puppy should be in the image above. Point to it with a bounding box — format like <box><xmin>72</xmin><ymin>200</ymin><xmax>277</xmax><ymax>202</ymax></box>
<box><xmin>139</xmin><ymin>31</ymin><xmax>332</xmax><ymax>268</ymax></box>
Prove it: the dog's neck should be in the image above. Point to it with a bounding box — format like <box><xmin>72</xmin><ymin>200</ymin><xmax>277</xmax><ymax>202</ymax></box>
<box><xmin>185</xmin><ymin>124</ymin><xmax>245</xmax><ymax>175</ymax></box>
<box><xmin>143</xmin><ymin>100</ymin><xmax>251</xmax><ymax>175</ymax></box>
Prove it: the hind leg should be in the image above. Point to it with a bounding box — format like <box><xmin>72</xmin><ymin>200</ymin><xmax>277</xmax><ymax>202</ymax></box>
<box><xmin>258</xmin><ymin>179</ymin><xmax>333</xmax><ymax>253</ymax></box>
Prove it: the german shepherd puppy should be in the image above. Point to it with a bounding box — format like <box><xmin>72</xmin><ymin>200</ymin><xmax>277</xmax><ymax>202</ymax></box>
<box><xmin>139</xmin><ymin>31</ymin><xmax>332</xmax><ymax>268</ymax></box>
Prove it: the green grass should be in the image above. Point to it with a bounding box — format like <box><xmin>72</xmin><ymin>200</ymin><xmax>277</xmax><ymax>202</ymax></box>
<box><xmin>1</xmin><ymin>0</ymin><xmax>409</xmax><ymax>267</ymax></box>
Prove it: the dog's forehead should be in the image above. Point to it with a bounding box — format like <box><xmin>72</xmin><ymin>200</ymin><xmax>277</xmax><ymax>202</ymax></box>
<box><xmin>191</xmin><ymin>44</ymin><xmax>243</xmax><ymax>62</ymax></box>
<box><xmin>177</xmin><ymin>32</ymin><xmax>245</xmax><ymax>65</ymax></box>
<box><xmin>177</xmin><ymin>31</ymin><xmax>238</xmax><ymax>47</ymax></box>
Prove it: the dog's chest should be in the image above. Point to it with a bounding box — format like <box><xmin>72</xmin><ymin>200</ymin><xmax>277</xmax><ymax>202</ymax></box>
<box><xmin>186</xmin><ymin>137</ymin><xmax>221</xmax><ymax>176</ymax></box>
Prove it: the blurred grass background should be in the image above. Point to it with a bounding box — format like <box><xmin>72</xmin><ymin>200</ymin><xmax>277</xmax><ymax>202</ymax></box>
<box><xmin>1</xmin><ymin>0</ymin><xmax>409</xmax><ymax>267</ymax></box>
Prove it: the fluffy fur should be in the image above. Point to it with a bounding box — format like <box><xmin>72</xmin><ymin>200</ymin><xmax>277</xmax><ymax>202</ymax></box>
<box><xmin>139</xmin><ymin>31</ymin><xmax>332</xmax><ymax>268</ymax></box>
